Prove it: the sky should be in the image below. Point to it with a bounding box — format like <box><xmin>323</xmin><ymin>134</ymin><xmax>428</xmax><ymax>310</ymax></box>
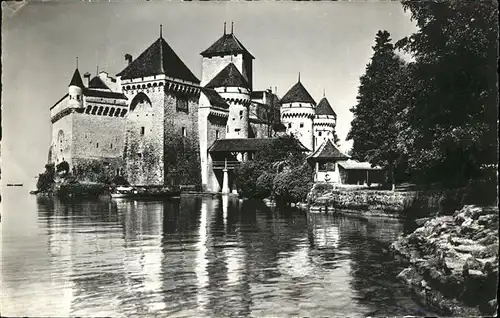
<box><xmin>1</xmin><ymin>1</ymin><xmax>417</xmax><ymax>184</ymax></box>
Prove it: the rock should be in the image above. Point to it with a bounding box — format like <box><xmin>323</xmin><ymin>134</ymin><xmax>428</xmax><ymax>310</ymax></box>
<box><xmin>472</xmin><ymin>243</ymin><xmax>499</xmax><ymax>259</ymax></box>
<box><xmin>478</xmin><ymin>214</ymin><xmax>495</xmax><ymax>225</ymax></box>
<box><xmin>464</xmin><ymin>256</ymin><xmax>483</xmax><ymax>271</ymax></box>
<box><xmin>415</xmin><ymin>217</ymin><xmax>431</xmax><ymax>227</ymax></box>
<box><xmin>477</xmin><ymin>233</ymin><xmax>497</xmax><ymax>246</ymax></box>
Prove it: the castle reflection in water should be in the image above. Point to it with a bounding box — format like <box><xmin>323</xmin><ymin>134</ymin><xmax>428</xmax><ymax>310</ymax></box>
<box><xmin>2</xmin><ymin>192</ymin><xmax>429</xmax><ymax>317</ymax></box>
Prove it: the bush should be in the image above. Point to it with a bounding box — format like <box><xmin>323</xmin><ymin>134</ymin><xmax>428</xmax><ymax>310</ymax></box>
<box><xmin>273</xmin><ymin>163</ymin><xmax>314</xmax><ymax>204</ymax></box>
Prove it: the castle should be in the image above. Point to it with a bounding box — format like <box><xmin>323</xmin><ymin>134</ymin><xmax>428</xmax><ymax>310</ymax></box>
<box><xmin>48</xmin><ymin>24</ymin><xmax>340</xmax><ymax>192</ymax></box>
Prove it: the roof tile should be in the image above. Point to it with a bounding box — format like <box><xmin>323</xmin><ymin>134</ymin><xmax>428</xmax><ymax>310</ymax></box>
<box><xmin>69</xmin><ymin>69</ymin><xmax>84</xmax><ymax>88</ymax></box>
<box><xmin>316</xmin><ymin>97</ymin><xmax>336</xmax><ymax>117</ymax></box>
<box><xmin>201</xmin><ymin>33</ymin><xmax>254</xmax><ymax>59</ymax></box>
<box><xmin>309</xmin><ymin>139</ymin><xmax>350</xmax><ymax>160</ymax></box>
<box><xmin>201</xmin><ymin>87</ymin><xmax>229</xmax><ymax>109</ymax></box>
<box><xmin>205</xmin><ymin>63</ymin><xmax>249</xmax><ymax>89</ymax></box>
<box><xmin>117</xmin><ymin>37</ymin><xmax>199</xmax><ymax>83</ymax></box>
<box><xmin>280</xmin><ymin>81</ymin><xmax>316</xmax><ymax>104</ymax></box>
<box><xmin>209</xmin><ymin>138</ymin><xmax>309</xmax><ymax>153</ymax></box>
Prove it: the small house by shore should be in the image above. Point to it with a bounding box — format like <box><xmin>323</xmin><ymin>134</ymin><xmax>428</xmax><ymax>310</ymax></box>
<box><xmin>307</xmin><ymin>139</ymin><xmax>385</xmax><ymax>186</ymax></box>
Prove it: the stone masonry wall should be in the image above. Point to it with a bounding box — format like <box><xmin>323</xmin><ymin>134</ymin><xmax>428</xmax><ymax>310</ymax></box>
<box><xmin>163</xmin><ymin>90</ymin><xmax>201</xmax><ymax>188</ymax></box>
<box><xmin>50</xmin><ymin>113</ymin><xmax>73</xmax><ymax>165</ymax></box>
<box><xmin>72</xmin><ymin>112</ymin><xmax>125</xmax><ymax>160</ymax></box>
<box><xmin>124</xmin><ymin>87</ymin><xmax>165</xmax><ymax>185</ymax></box>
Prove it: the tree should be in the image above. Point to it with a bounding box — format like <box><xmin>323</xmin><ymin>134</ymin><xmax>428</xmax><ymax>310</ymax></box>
<box><xmin>347</xmin><ymin>30</ymin><xmax>408</xmax><ymax>188</ymax></box>
<box><xmin>234</xmin><ymin>135</ymin><xmax>312</xmax><ymax>201</ymax></box>
<box><xmin>396</xmin><ymin>0</ymin><xmax>498</xmax><ymax>188</ymax></box>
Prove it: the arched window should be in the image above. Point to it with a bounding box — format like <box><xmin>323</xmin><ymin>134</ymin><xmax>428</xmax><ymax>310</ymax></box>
<box><xmin>109</xmin><ymin>108</ymin><xmax>115</xmax><ymax>116</ymax></box>
<box><xmin>129</xmin><ymin>92</ymin><xmax>152</xmax><ymax>112</ymax></box>
<box><xmin>97</xmin><ymin>106</ymin><xmax>104</xmax><ymax>115</ymax></box>
<box><xmin>103</xmin><ymin>107</ymin><xmax>109</xmax><ymax>116</ymax></box>
<box><xmin>85</xmin><ymin>106</ymin><xmax>92</xmax><ymax>114</ymax></box>
<box><xmin>91</xmin><ymin>106</ymin><xmax>98</xmax><ymax>115</ymax></box>
<box><xmin>120</xmin><ymin>109</ymin><xmax>128</xmax><ymax>117</ymax></box>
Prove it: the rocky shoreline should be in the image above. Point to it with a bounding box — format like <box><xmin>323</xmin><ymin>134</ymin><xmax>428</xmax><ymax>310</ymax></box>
<box><xmin>390</xmin><ymin>205</ymin><xmax>498</xmax><ymax>316</ymax></box>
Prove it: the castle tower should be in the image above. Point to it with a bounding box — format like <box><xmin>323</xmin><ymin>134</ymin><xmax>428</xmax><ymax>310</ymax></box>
<box><xmin>200</xmin><ymin>23</ymin><xmax>254</xmax><ymax>90</ymax></box>
<box><xmin>117</xmin><ymin>29</ymin><xmax>201</xmax><ymax>186</ymax></box>
<box><xmin>205</xmin><ymin>63</ymin><xmax>250</xmax><ymax>139</ymax></box>
<box><xmin>68</xmin><ymin>68</ymin><xmax>84</xmax><ymax>109</ymax></box>
<box><xmin>280</xmin><ymin>77</ymin><xmax>316</xmax><ymax>152</ymax></box>
<box><xmin>313</xmin><ymin>96</ymin><xmax>337</xmax><ymax>150</ymax></box>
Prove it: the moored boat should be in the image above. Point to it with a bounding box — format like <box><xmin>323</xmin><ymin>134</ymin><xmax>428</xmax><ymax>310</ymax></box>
<box><xmin>110</xmin><ymin>186</ymin><xmax>138</xmax><ymax>198</ymax></box>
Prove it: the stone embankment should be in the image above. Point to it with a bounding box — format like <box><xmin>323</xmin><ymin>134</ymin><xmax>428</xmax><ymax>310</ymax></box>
<box><xmin>391</xmin><ymin>205</ymin><xmax>498</xmax><ymax>316</ymax></box>
<box><xmin>307</xmin><ymin>184</ymin><xmax>459</xmax><ymax>218</ymax></box>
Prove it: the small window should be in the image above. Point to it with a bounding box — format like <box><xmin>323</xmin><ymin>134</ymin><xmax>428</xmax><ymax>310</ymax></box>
<box><xmin>182</xmin><ymin>127</ymin><xmax>187</xmax><ymax>137</ymax></box>
<box><xmin>288</xmin><ymin>123</ymin><xmax>292</xmax><ymax>128</ymax></box>
<box><xmin>300</xmin><ymin>123</ymin><xmax>304</xmax><ymax>128</ymax></box>
<box><xmin>239</xmin><ymin>110</ymin><xmax>243</xmax><ymax>116</ymax></box>
<box><xmin>318</xmin><ymin>132</ymin><xmax>322</xmax><ymax>137</ymax></box>
<box><xmin>96</xmin><ymin>142</ymin><xmax>99</xmax><ymax>148</ymax></box>
<box><xmin>235</xmin><ymin>128</ymin><xmax>241</xmax><ymax>132</ymax></box>
<box><xmin>215</xmin><ymin>130</ymin><xmax>220</xmax><ymax>140</ymax></box>
<box><xmin>140</xmin><ymin>127</ymin><xmax>145</xmax><ymax>135</ymax></box>
<box><xmin>110</xmin><ymin>143</ymin><xmax>113</xmax><ymax>149</ymax></box>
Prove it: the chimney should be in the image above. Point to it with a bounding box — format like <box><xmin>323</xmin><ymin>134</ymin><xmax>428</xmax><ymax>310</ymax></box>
<box><xmin>125</xmin><ymin>54</ymin><xmax>132</xmax><ymax>65</ymax></box>
<box><xmin>83</xmin><ymin>72</ymin><xmax>91</xmax><ymax>87</ymax></box>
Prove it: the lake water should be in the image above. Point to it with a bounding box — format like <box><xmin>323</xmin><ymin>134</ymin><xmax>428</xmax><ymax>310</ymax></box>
<box><xmin>1</xmin><ymin>188</ymin><xmax>433</xmax><ymax>317</ymax></box>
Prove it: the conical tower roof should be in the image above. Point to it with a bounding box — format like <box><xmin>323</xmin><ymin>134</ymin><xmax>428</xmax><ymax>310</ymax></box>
<box><xmin>280</xmin><ymin>81</ymin><xmax>316</xmax><ymax>105</ymax></box>
<box><xmin>205</xmin><ymin>63</ymin><xmax>249</xmax><ymax>89</ymax></box>
<box><xmin>89</xmin><ymin>76</ymin><xmax>110</xmax><ymax>90</ymax></box>
<box><xmin>69</xmin><ymin>68</ymin><xmax>84</xmax><ymax>88</ymax></box>
<box><xmin>201</xmin><ymin>33</ymin><xmax>254</xmax><ymax>59</ymax></box>
<box><xmin>316</xmin><ymin>97</ymin><xmax>336</xmax><ymax>117</ymax></box>
<box><xmin>116</xmin><ymin>37</ymin><xmax>199</xmax><ymax>83</ymax></box>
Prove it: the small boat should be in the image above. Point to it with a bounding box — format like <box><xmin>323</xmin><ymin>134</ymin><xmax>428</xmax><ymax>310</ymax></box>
<box><xmin>6</xmin><ymin>183</ymin><xmax>23</xmax><ymax>187</ymax></box>
<box><xmin>110</xmin><ymin>186</ymin><xmax>138</xmax><ymax>198</ymax></box>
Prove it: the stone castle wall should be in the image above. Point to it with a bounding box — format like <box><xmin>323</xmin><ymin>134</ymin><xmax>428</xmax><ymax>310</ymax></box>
<box><xmin>163</xmin><ymin>90</ymin><xmax>201</xmax><ymax>187</ymax></box>
<box><xmin>124</xmin><ymin>87</ymin><xmax>166</xmax><ymax>186</ymax></box>
<box><xmin>72</xmin><ymin>112</ymin><xmax>125</xmax><ymax>160</ymax></box>
<box><xmin>201</xmin><ymin>54</ymin><xmax>245</xmax><ymax>87</ymax></box>
<box><xmin>50</xmin><ymin>113</ymin><xmax>73</xmax><ymax>165</ymax></box>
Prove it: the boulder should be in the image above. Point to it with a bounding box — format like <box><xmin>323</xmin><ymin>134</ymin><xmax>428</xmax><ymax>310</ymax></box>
<box><xmin>464</xmin><ymin>256</ymin><xmax>483</xmax><ymax>271</ymax></box>
<box><xmin>472</xmin><ymin>243</ymin><xmax>499</xmax><ymax>259</ymax></box>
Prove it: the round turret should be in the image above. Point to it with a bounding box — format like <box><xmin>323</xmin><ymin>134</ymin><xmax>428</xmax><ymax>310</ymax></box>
<box><xmin>205</xmin><ymin>63</ymin><xmax>251</xmax><ymax>139</ymax></box>
<box><xmin>68</xmin><ymin>68</ymin><xmax>84</xmax><ymax>109</ymax></box>
<box><xmin>215</xmin><ymin>86</ymin><xmax>251</xmax><ymax>138</ymax></box>
<box><xmin>314</xmin><ymin>97</ymin><xmax>337</xmax><ymax>150</ymax></box>
<box><xmin>280</xmin><ymin>80</ymin><xmax>316</xmax><ymax>151</ymax></box>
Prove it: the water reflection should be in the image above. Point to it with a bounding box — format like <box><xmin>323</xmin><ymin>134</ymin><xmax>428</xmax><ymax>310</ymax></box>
<box><xmin>1</xmin><ymin>189</ymin><xmax>433</xmax><ymax>317</ymax></box>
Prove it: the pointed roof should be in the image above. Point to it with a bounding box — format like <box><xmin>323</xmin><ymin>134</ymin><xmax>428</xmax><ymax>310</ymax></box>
<box><xmin>205</xmin><ymin>63</ymin><xmax>249</xmax><ymax>89</ymax></box>
<box><xmin>116</xmin><ymin>37</ymin><xmax>200</xmax><ymax>83</ymax></box>
<box><xmin>316</xmin><ymin>97</ymin><xmax>336</xmax><ymax>117</ymax></box>
<box><xmin>200</xmin><ymin>33</ymin><xmax>254</xmax><ymax>59</ymax></box>
<box><xmin>89</xmin><ymin>76</ymin><xmax>110</xmax><ymax>90</ymax></box>
<box><xmin>69</xmin><ymin>69</ymin><xmax>84</xmax><ymax>88</ymax></box>
<box><xmin>200</xmin><ymin>87</ymin><xmax>229</xmax><ymax>109</ymax></box>
<box><xmin>309</xmin><ymin>139</ymin><xmax>350</xmax><ymax>160</ymax></box>
<box><xmin>280</xmin><ymin>81</ymin><xmax>316</xmax><ymax>105</ymax></box>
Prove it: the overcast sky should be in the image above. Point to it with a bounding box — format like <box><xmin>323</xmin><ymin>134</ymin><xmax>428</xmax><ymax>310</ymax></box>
<box><xmin>1</xmin><ymin>1</ymin><xmax>417</xmax><ymax>184</ymax></box>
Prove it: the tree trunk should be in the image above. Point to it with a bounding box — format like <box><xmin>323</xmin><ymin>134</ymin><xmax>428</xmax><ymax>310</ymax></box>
<box><xmin>391</xmin><ymin>165</ymin><xmax>396</xmax><ymax>192</ymax></box>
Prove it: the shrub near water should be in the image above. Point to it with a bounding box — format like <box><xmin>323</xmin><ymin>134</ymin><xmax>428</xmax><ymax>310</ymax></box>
<box><xmin>235</xmin><ymin>135</ymin><xmax>313</xmax><ymax>204</ymax></box>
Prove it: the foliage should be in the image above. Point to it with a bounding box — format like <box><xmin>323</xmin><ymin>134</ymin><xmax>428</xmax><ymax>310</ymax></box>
<box><xmin>36</xmin><ymin>164</ymin><xmax>55</xmax><ymax>192</ymax></box>
<box><xmin>347</xmin><ymin>30</ymin><xmax>409</xmax><ymax>185</ymax></box>
<box><xmin>273</xmin><ymin>162</ymin><xmax>314</xmax><ymax>204</ymax></box>
<box><xmin>347</xmin><ymin>1</ymin><xmax>498</xmax><ymax>197</ymax></box>
<box><xmin>395</xmin><ymin>0</ymin><xmax>498</xmax><ymax>187</ymax></box>
<box><xmin>234</xmin><ymin>135</ymin><xmax>313</xmax><ymax>203</ymax></box>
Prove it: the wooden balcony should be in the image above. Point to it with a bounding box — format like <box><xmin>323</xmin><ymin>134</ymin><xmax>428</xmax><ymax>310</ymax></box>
<box><xmin>212</xmin><ymin>160</ymin><xmax>241</xmax><ymax>170</ymax></box>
